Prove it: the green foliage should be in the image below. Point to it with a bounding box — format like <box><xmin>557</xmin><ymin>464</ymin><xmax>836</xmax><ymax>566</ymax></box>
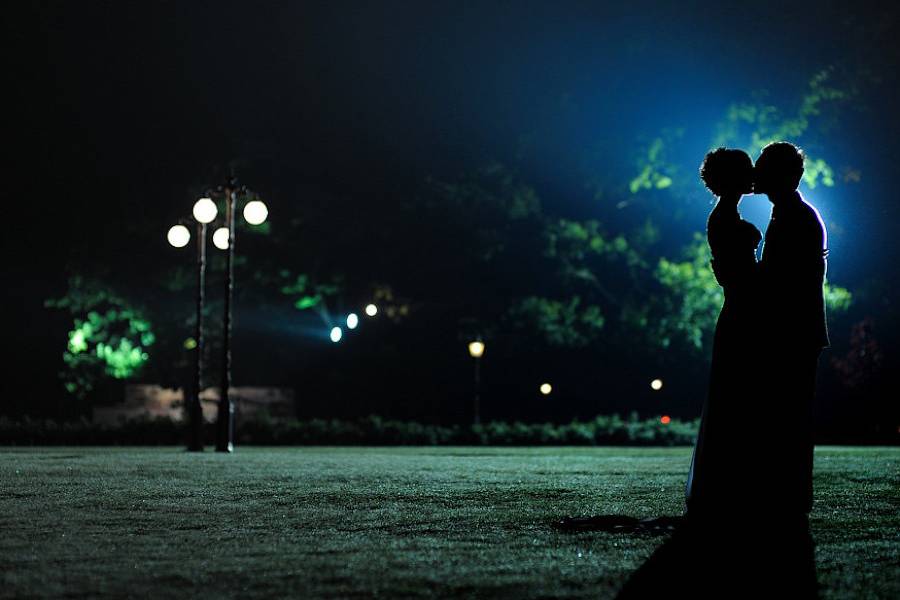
<box><xmin>653</xmin><ymin>235</ymin><xmax>723</xmax><ymax>350</ymax></box>
<box><xmin>824</xmin><ymin>282</ymin><xmax>853</xmax><ymax>314</ymax></box>
<box><xmin>544</xmin><ymin>218</ymin><xmax>645</xmax><ymax>268</ymax></box>
<box><xmin>712</xmin><ymin>67</ymin><xmax>852</xmax><ymax>188</ymax></box>
<box><xmin>0</xmin><ymin>414</ymin><xmax>699</xmax><ymax>446</ymax></box>
<box><xmin>629</xmin><ymin>131</ymin><xmax>682</xmax><ymax>194</ymax></box>
<box><xmin>432</xmin><ymin>162</ymin><xmax>542</xmax><ymax>223</ymax></box>
<box><xmin>508</xmin><ymin>296</ymin><xmax>604</xmax><ymax>347</ymax></box>
<box><xmin>278</xmin><ymin>271</ymin><xmax>340</xmax><ymax>311</ymax></box>
<box><xmin>428</xmin><ymin>166</ymin><xmax>726</xmax><ymax>355</ymax></box>
<box><xmin>45</xmin><ymin>277</ymin><xmax>154</xmax><ymax>400</ymax></box>
<box><xmin>424</xmin><ymin>162</ymin><xmax>543</xmax><ymax>264</ymax></box>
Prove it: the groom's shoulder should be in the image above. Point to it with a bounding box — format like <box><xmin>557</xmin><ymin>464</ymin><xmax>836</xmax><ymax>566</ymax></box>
<box><xmin>797</xmin><ymin>195</ymin><xmax>826</xmax><ymax>244</ymax></box>
<box><xmin>795</xmin><ymin>195</ymin><xmax>824</xmax><ymax>225</ymax></box>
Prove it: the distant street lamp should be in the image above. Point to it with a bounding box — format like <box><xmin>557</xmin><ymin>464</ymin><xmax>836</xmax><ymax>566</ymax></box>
<box><xmin>243</xmin><ymin>200</ymin><xmax>268</xmax><ymax>225</ymax></box>
<box><xmin>192</xmin><ymin>197</ymin><xmax>218</xmax><ymax>224</ymax></box>
<box><xmin>167</xmin><ymin>225</ymin><xmax>190</xmax><ymax>248</ymax></box>
<box><xmin>208</xmin><ymin>179</ymin><xmax>268</xmax><ymax>453</ymax></box>
<box><xmin>212</xmin><ymin>227</ymin><xmax>229</xmax><ymax>251</ymax></box>
<box><xmin>167</xmin><ymin>197</ymin><xmax>218</xmax><ymax>451</ymax></box>
<box><xmin>467</xmin><ymin>339</ymin><xmax>485</xmax><ymax>425</ymax></box>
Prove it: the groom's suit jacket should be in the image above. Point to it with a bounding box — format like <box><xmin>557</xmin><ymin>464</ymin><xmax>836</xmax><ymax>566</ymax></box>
<box><xmin>759</xmin><ymin>192</ymin><xmax>830</xmax><ymax>351</ymax></box>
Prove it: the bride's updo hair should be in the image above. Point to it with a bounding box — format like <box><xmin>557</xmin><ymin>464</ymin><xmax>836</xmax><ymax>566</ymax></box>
<box><xmin>699</xmin><ymin>147</ymin><xmax>753</xmax><ymax>196</ymax></box>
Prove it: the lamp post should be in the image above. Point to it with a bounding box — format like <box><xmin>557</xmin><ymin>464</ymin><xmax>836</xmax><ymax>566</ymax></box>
<box><xmin>467</xmin><ymin>339</ymin><xmax>485</xmax><ymax>425</ymax></box>
<box><xmin>167</xmin><ymin>197</ymin><xmax>218</xmax><ymax>451</ymax></box>
<box><xmin>209</xmin><ymin>180</ymin><xmax>268</xmax><ymax>453</ymax></box>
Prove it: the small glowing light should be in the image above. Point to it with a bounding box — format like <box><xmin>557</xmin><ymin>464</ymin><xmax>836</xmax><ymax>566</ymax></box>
<box><xmin>346</xmin><ymin>313</ymin><xmax>359</xmax><ymax>329</ymax></box>
<box><xmin>193</xmin><ymin>197</ymin><xmax>218</xmax><ymax>224</ymax></box>
<box><xmin>468</xmin><ymin>340</ymin><xmax>485</xmax><ymax>358</ymax></box>
<box><xmin>330</xmin><ymin>327</ymin><xmax>342</xmax><ymax>343</ymax></box>
<box><xmin>365</xmin><ymin>303</ymin><xmax>378</xmax><ymax>317</ymax></box>
<box><xmin>212</xmin><ymin>227</ymin><xmax>230</xmax><ymax>250</ymax></box>
<box><xmin>540</xmin><ymin>383</ymin><xmax>552</xmax><ymax>395</ymax></box>
<box><xmin>167</xmin><ymin>225</ymin><xmax>191</xmax><ymax>248</ymax></box>
<box><xmin>651</xmin><ymin>378</ymin><xmax>663</xmax><ymax>391</ymax></box>
<box><xmin>660</xmin><ymin>415</ymin><xmax>671</xmax><ymax>425</ymax></box>
<box><xmin>243</xmin><ymin>200</ymin><xmax>268</xmax><ymax>225</ymax></box>
<box><xmin>183</xmin><ymin>338</ymin><xmax>197</xmax><ymax>350</ymax></box>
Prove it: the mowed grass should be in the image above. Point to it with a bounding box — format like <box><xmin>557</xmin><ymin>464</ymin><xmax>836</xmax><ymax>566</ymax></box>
<box><xmin>0</xmin><ymin>447</ymin><xmax>897</xmax><ymax>599</ymax></box>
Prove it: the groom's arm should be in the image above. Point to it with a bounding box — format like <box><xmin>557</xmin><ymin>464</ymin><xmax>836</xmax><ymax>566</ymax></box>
<box><xmin>792</xmin><ymin>209</ymin><xmax>827</xmax><ymax>284</ymax></box>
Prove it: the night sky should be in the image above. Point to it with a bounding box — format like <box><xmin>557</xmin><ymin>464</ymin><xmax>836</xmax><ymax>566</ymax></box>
<box><xmin>5</xmin><ymin>2</ymin><xmax>899</xmax><ymax>430</ymax></box>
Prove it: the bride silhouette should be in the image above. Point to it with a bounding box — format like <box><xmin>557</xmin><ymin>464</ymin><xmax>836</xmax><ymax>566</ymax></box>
<box><xmin>685</xmin><ymin>147</ymin><xmax>762</xmax><ymax>517</ymax></box>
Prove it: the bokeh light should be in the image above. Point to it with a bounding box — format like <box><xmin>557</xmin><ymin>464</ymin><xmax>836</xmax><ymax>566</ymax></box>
<box><xmin>660</xmin><ymin>415</ymin><xmax>671</xmax><ymax>425</ymax></box>
<box><xmin>166</xmin><ymin>225</ymin><xmax>190</xmax><ymax>248</ymax></box>
<box><xmin>651</xmin><ymin>378</ymin><xmax>663</xmax><ymax>391</ymax></box>
<box><xmin>346</xmin><ymin>313</ymin><xmax>359</xmax><ymax>329</ymax></box>
<box><xmin>330</xmin><ymin>326</ymin><xmax>342</xmax><ymax>343</ymax></box>
<box><xmin>212</xmin><ymin>227</ymin><xmax>229</xmax><ymax>250</ymax></box>
<box><xmin>540</xmin><ymin>383</ymin><xmax>552</xmax><ymax>395</ymax></box>
<box><xmin>365</xmin><ymin>303</ymin><xmax>378</xmax><ymax>317</ymax></box>
<box><xmin>468</xmin><ymin>341</ymin><xmax>485</xmax><ymax>358</ymax></box>
<box><xmin>243</xmin><ymin>200</ymin><xmax>268</xmax><ymax>225</ymax></box>
<box><xmin>192</xmin><ymin>198</ymin><xmax>218</xmax><ymax>224</ymax></box>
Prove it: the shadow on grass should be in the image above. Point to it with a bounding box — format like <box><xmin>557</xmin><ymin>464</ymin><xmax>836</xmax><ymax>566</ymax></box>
<box><xmin>554</xmin><ymin>514</ymin><xmax>818</xmax><ymax>598</ymax></box>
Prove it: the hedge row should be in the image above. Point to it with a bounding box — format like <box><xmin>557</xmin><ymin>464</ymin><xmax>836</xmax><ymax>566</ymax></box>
<box><xmin>0</xmin><ymin>413</ymin><xmax>699</xmax><ymax>446</ymax></box>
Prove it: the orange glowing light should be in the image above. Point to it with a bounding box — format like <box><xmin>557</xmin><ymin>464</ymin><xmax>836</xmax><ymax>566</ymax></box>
<box><xmin>660</xmin><ymin>415</ymin><xmax>671</xmax><ymax>425</ymax></box>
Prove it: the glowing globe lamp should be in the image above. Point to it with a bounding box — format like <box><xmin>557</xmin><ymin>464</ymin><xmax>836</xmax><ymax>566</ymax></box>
<box><xmin>212</xmin><ymin>227</ymin><xmax>230</xmax><ymax>250</ymax></box>
<box><xmin>540</xmin><ymin>383</ymin><xmax>552</xmax><ymax>395</ymax></box>
<box><xmin>193</xmin><ymin>197</ymin><xmax>218</xmax><ymax>224</ymax></box>
<box><xmin>167</xmin><ymin>225</ymin><xmax>191</xmax><ymax>248</ymax></box>
<box><xmin>243</xmin><ymin>200</ymin><xmax>268</xmax><ymax>225</ymax></box>
<box><xmin>468</xmin><ymin>340</ymin><xmax>485</xmax><ymax>358</ymax></box>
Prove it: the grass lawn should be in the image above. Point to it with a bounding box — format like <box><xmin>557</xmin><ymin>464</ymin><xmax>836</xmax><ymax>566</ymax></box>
<box><xmin>1</xmin><ymin>446</ymin><xmax>897</xmax><ymax>598</ymax></box>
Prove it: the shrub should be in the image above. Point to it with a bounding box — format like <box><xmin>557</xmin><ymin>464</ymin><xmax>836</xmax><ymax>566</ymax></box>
<box><xmin>0</xmin><ymin>414</ymin><xmax>699</xmax><ymax>446</ymax></box>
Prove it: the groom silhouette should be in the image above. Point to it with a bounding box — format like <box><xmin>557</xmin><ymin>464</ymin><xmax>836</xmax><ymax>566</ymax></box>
<box><xmin>754</xmin><ymin>141</ymin><xmax>829</xmax><ymax>516</ymax></box>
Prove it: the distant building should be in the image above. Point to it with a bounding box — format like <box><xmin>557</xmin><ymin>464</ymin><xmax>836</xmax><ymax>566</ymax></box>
<box><xmin>92</xmin><ymin>384</ymin><xmax>295</xmax><ymax>424</ymax></box>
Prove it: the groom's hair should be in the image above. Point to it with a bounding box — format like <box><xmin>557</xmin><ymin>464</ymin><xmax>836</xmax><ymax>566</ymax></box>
<box><xmin>757</xmin><ymin>142</ymin><xmax>805</xmax><ymax>191</ymax></box>
<box><xmin>699</xmin><ymin>147</ymin><xmax>752</xmax><ymax>196</ymax></box>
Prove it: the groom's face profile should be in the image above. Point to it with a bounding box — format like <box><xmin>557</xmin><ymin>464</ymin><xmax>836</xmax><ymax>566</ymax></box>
<box><xmin>754</xmin><ymin>142</ymin><xmax>804</xmax><ymax>195</ymax></box>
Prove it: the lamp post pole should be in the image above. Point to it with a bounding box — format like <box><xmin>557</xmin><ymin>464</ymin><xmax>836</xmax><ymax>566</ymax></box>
<box><xmin>188</xmin><ymin>221</ymin><xmax>207</xmax><ymax>451</ymax></box>
<box><xmin>473</xmin><ymin>356</ymin><xmax>481</xmax><ymax>426</ymax></box>
<box><xmin>467</xmin><ymin>340</ymin><xmax>485</xmax><ymax>426</ymax></box>
<box><xmin>168</xmin><ymin>198</ymin><xmax>217</xmax><ymax>451</ymax></box>
<box><xmin>217</xmin><ymin>183</ymin><xmax>237</xmax><ymax>453</ymax></box>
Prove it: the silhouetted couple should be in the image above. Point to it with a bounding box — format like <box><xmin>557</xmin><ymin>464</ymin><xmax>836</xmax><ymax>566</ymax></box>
<box><xmin>618</xmin><ymin>142</ymin><xmax>828</xmax><ymax>598</ymax></box>
<box><xmin>687</xmin><ymin>141</ymin><xmax>828</xmax><ymax>520</ymax></box>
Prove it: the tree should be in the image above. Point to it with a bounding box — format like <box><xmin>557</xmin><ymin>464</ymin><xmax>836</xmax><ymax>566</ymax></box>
<box><xmin>45</xmin><ymin>276</ymin><xmax>155</xmax><ymax>401</ymax></box>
